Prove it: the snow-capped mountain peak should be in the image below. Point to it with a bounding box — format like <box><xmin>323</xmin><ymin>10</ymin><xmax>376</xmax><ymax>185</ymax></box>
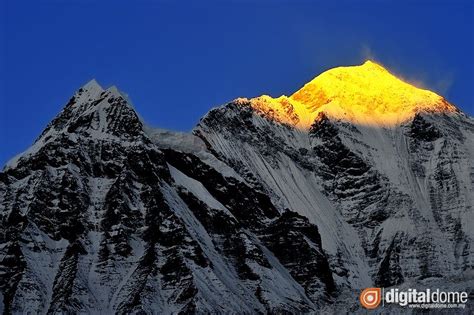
<box><xmin>82</xmin><ymin>78</ymin><xmax>103</xmax><ymax>91</ymax></box>
<box><xmin>4</xmin><ymin>80</ymin><xmax>144</xmax><ymax>171</ymax></box>
<box><xmin>246</xmin><ymin>61</ymin><xmax>458</xmax><ymax>129</ymax></box>
<box><xmin>77</xmin><ymin>78</ymin><xmax>104</xmax><ymax>101</ymax></box>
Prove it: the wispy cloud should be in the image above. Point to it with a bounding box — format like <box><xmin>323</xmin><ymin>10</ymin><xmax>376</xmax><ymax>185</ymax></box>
<box><xmin>359</xmin><ymin>44</ymin><xmax>454</xmax><ymax>96</ymax></box>
<box><xmin>360</xmin><ymin>44</ymin><xmax>378</xmax><ymax>62</ymax></box>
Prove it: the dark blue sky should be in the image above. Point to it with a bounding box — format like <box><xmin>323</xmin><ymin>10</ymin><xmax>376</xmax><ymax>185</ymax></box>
<box><xmin>1</xmin><ymin>0</ymin><xmax>473</xmax><ymax>167</ymax></box>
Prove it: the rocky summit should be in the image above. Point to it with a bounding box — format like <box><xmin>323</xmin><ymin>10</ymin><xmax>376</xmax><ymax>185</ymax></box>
<box><xmin>1</xmin><ymin>62</ymin><xmax>473</xmax><ymax>314</ymax></box>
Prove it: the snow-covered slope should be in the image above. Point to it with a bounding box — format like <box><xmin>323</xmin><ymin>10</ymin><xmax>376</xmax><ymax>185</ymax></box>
<box><xmin>194</xmin><ymin>61</ymin><xmax>474</xmax><ymax>310</ymax></box>
<box><xmin>1</xmin><ymin>61</ymin><xmax>473</xmax><ymax>314</ymax></box>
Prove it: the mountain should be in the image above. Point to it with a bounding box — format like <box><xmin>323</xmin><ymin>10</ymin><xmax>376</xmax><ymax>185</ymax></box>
<box><xmin>261</xmin><ymin>60</ymin><xmax>457</xmax><ymax>127</ymax></box>
<box><xmin>1</xmin><ymin>61</ymin><xmax>473</xmax><ymax>314</ymax></box>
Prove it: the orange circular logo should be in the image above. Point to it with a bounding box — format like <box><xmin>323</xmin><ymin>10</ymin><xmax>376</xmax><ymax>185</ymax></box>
<box><xmin>360</xmin><ymin>288</ymin><xmax>382</xmax><ymax>309</ymax></box>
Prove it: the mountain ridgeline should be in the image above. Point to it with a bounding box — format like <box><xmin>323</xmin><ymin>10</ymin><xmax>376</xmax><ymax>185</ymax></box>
<box><xmin>1</xmin><ymin>61</ymin><xmax>473</xmax><ymax>314</ymax></box>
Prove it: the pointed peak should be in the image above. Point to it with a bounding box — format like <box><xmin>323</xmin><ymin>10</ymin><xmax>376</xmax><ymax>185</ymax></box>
<box><xmin>285</xmin><ymin>61</ymin><xmax>457</xmax><ymax>127</ymax></box>
<box><xmin>75</xmin><ymin>79</ymin><xmax>104</xmax><ymax>103</ymax></box>
<box><xmin>103</xmin><ymin>86</ymin><xmax>134</xmax><ymax>105</ymax></box>
<box><xmin>5</xmin><ymin>81</ymin><xmax>144</xmax><ymax>170</ymax></box>
<box><xmin>82</xmin><ymin>78</ymin><xmax>103</xmax><ymax>92</ymax></box>
<box><xmin>360</xmin><ymin>60</ymin><xmax>387</xmax><ymax>71</ymax></box>
<box><xmin>105</xmin><ymin>85</ymin><xmax>121</xmax><ymax>96</ymax></box>
<box><xmin>244</xmin><ymin>61</ymin><xmax>458</xmax><ymax>129</ymax></box>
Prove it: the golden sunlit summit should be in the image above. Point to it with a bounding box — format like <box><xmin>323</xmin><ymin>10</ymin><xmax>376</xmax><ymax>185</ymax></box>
<box><xmin>249</xmin><ymin>60</ymin><xmax>457</xmax><ymax>128</ymax></box>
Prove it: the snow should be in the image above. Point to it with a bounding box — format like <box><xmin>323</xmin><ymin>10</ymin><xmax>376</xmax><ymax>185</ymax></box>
<box><xmin>168</xmin><ymin>164</ymin><xmax>234</xmax><ymax>217</ymax></box>
<box><xmin>160</xmin><ymin>182</ymin><xmax>320</xmax><ymax>312</ymax></box>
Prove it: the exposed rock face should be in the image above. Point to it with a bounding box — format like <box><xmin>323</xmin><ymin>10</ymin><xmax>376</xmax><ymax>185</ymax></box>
<box><xmin>0</xmin><ymin>80</ymin><xmax>334</xmax><ymax>314</ymax></box>
<box><xmin>195</xmin><ymin>94</ymin><xmax>474</xmax><ymax>293</ymax></box>
<box><xmin>1</xmin><ymin>61</ymin><xmax>473</xmax><ymax>314</ymax></box>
